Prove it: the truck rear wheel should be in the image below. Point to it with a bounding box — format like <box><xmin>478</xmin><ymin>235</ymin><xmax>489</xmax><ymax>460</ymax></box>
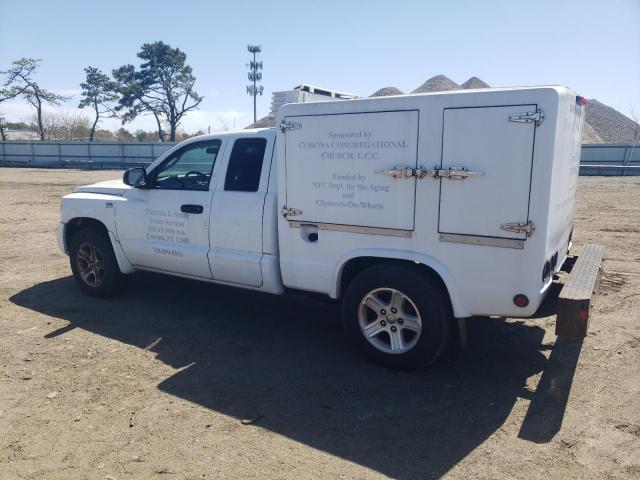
<box><xmin>69</xmin><ymin>227</ymin><xmax>126</xmax><ymax>298</ymax></box>
<box><xmin>342</xmin><ymin>264</ymin><xmax>451</xmax><ymax>370</ymax></box>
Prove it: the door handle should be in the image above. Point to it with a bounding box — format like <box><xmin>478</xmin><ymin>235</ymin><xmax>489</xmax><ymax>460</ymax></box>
<box><xmin>181</xmin><ymin>204</ymin><xmax>203</xmax><ymax>214</ymax></box>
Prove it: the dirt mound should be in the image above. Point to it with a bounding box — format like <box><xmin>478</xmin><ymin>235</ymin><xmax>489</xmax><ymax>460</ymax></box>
<box><xmin>370</xmin><ymin>86</ymin><xmax>404</xmax><ymax>97</ymax></box>
<box><xmin>412</xmin><ymin>75</ymin><xmax>460</xmax><ymax>93</ymax></box>
<box><xmin>582</xmin><ymin>121</ymin><xmax>604</xmax><ymax>144</ymax></box>
<box><xmin>585</xmin><ymin>100</ymin><xmax>639</xmax><ymax>144</ymax></box>
<box><xmin>246</xmin><ymin>115</ymin><xmax>276</xmax><ymax>129</ymax></box>
<box><xmin>461</xmin><ymin>77</ymin><xmax>490</xmax><ymax>89</ymax></box>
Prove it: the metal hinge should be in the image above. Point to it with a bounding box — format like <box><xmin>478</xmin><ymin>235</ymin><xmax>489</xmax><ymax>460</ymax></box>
<box><xmin>279</xmin><ymin>120</ymin><xmax>302</xmax><ymax>132</ymax></box>
<box><xmin>374</xmin><ymin>165</ymin><xmax>427</xmax><ymax>179</ymax></box>
<box><xmin>500</xmin><ymin>221</ymin><xmax>535</xmax><ymax>237</ymax></box>
<box><xmin>431</xmin><ymin>165</ymin><xmax>484</xmax><ymax>180</ymax></box>
<box><xmin>281</xmin><ymin>206</ymin><xmax>303</xmax><ymax>218</ymax></box>
<box><xmin>508</xmin><ymin>109</ymin><xmax>544</xmax><ymax>125</ymax></box>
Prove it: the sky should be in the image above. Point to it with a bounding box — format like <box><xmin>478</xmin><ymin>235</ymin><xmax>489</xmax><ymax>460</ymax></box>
<box><xmin>1</xmin><ymin>0</ymin><xmax>639</xmax><ymax>133</ymax></box>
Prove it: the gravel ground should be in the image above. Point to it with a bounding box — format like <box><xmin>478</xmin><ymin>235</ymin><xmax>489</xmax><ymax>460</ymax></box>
<box><xmin>0</xmin><ymin>168</ymin><xmax>639</xmax><ymax>479</ymax></box>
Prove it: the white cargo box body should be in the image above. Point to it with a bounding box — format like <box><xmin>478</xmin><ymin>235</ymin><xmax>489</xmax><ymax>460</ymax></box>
<box><xmin>276</xmin><ymin>86</ymin><xmax>583</xmax><ymax>318</ymax></box>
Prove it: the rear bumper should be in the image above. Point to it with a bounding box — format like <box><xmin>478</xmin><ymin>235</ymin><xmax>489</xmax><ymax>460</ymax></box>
<box><xmin>57</xmin><ymin>222</ymin><xmax>67</xmax><ymax>255</ymax></box>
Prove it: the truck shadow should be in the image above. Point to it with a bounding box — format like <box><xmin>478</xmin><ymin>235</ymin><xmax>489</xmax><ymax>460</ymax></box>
<box><xmin>10</xmin><ymin>273</ymin><xmax>580</xmax><ymax>479</ymax></box>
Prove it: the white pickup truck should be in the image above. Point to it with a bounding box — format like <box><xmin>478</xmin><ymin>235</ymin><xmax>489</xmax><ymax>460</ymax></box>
<box><xmin>58</xmin><ymin>86</ymin><xmax>590</xmax><ymax>369</ymax></box>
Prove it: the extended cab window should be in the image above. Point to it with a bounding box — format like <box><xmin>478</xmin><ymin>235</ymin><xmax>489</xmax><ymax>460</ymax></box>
<box><xmin>224</xmin><ymin>138</ymin><xmax>267</xmax><ymax>192</ymax></box>
<box><xmin>153</xmin><ymin>140</ymin><xmax>221</xmax><ymax>191</ymax></box>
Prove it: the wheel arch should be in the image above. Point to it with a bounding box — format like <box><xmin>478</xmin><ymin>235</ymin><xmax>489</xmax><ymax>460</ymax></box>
<box><xmin>64</xmin><ymin>217</ymin><xmax>134</xmax><ymax>274</ymax></box>
<box><xmin>333</xmin><ymin>249</ymin><xmax>469</xmax><ymax>318</ymax></box>
<box><xmin>64</xmin><ymin>217</ymin><xmax>109</xmax><ymax>252</ymax></box>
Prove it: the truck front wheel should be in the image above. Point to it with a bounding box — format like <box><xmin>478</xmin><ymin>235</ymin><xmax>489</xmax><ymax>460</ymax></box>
<box><xmin>342</xmin><ymin>264</ymin><xmax>451</xmax><ymax>370</ymax></box>
<box><xmin>69</xmin><ymin>227</ymin><xmax>126</xmax><ymax>298</ymax></box>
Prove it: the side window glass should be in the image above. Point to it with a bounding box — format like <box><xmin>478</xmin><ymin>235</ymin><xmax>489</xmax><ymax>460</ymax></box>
<box><xmin>154</xmin><ymin>140</ymin><xmax>221</xmax><ymax>191</ymax></box>
<box><xmin>224</xmin><ymin>138</ymin><xmax>267</xmax><ymax>192</ymax></box>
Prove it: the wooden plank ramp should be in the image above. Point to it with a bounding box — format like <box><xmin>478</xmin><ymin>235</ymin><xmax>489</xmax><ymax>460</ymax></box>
<box><xmin>556</xmin><ymin>244</ymin><xmax>605</xmax><ymax>337</ymax></box>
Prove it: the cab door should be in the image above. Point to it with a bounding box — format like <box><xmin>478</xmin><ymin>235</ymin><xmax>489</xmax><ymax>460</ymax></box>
<box><xmin>115</xmin><ymin>139</ymin><xmax>222</xmax><ymax>278</ymax></box>
<box><xmin>208</xmin><ymin>135</ymin><xmax>273</xmax><ymax>287</ymax></box>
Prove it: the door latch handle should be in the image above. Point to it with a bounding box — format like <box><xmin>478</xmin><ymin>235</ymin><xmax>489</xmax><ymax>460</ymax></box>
<box><xmin>181</xmin><ymin>204</ymin><xmax>203</xmax><ymax>214</ymax></box>
<box><xmin>431</xmin><ymin>166</ymin><xmax>483</xmax><ymax>180</ymax></box>
<box><xmin>374</xmin><ymin>165</ymin><xmax>427</xmax><ymax>179</ymax></box>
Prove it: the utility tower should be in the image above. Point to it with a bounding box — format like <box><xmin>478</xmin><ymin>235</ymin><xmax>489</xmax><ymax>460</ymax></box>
<box><xmin>246</xmin><ymin>45</ymin><xmax>263</xmax><ymax>123</ymax></box>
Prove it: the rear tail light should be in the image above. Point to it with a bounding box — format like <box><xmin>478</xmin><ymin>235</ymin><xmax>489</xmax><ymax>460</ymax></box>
<box><xmin>513</xmin><ymin>294</ymin><xmax>529</xmax><ymax>308</ymax></box>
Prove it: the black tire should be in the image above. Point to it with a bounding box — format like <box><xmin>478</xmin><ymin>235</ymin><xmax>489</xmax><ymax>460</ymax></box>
<box><xmin>69</xmin><ymin>227</ymin><xmax>126</xmax><ymax>298</ymax></box>
<box><xmin>342</xmin><ymin>263</ymin><xmax>451</xmax><ymax>370</ymax></box>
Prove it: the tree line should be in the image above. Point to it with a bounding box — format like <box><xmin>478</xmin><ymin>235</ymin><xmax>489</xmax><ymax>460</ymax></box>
<box><xmin>1</xmin><ymin>116</ymin><xmax>206</xmax><ymax>143</ymax></box>
<box><xmin>0</xmin><ymin>41</ymin><xmax>202</xmax><ymax>142</ymax></box>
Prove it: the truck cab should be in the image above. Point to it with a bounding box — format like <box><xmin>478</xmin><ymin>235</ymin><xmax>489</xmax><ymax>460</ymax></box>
<box><xmin>60</xmin><ymin>128</ymin><xmax>283</xmax><ymax>294</ymax></box>
<box><xmin>58</xmin><ymin>85</ymin><xmax>586</xmax><ymax>370</ymax></box>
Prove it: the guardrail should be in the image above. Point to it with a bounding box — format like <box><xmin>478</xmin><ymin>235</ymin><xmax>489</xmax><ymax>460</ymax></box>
<box><xmin>579</xmin><ymin>143</ymin><xmax>639</xmax><ymax>176</ymax></box>
<box><xmin>0</xmin><ymin>141</ymin><xmax>177</xmax><ymax>169</ymax></box>
<box><xmin>1</xmin><ymin>141</ymin><xmax>639</xmax><ymax>175</ymax></box>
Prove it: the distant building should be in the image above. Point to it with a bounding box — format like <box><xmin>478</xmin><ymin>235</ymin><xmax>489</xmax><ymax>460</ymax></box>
<box><xmin>269</xmin><ymin>84</ymin><xmax>358</xmax><ymax>115</ymax></box>
<box><xmin>247</xmin><ymin>84</ymin><xmax>357</xmax><ymax>129</ymax></box>
<box><xmin>3</xmin><ymin>130</ymin><xmax>40</xmax><ymax>140</ymax></box>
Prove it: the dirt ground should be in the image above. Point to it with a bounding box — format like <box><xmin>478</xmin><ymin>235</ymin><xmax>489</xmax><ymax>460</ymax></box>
<box><xmin>0</xmin><ymin>168</ymin><xmax>638</xmax><ymax>480</ymax></box>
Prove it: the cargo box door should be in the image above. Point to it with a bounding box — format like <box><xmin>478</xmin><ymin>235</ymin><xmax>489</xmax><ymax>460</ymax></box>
<box><xmin>283</xmin><ymin>110</ymin><xmax>419</xmax><ymax>231</ymax></box>
<box><xmin>439</xmin><ymin>105</ymin><xmax>537</xmax><ymax>241</ymax></box>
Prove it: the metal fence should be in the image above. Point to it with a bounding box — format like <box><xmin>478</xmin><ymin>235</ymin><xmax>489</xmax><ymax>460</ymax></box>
<box><xmin>0</xmin><ymin>141</ymin><xmax>177</xmax><ymax>169</ymax></box>
<box><xmin>0</xmin><ymin>141</ymin><xmax>638</xmax><ymax>175</ymax></box>
<box><xmin>579</xmin><ymin>144</ymin><xmax>640</xmax><ymax>176</ymax></box>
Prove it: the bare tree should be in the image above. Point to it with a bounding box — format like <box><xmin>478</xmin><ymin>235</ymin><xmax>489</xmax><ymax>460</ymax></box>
<box><xmin>216</xmin><ymin>115</ymin><xmax>237</xmax><ymax>132</ymax></box>
<box><xmin>0</xmin><ymin>107</ymin><xmax>10</xmax><ymax>141</ymax></box>
<box><xmin>626</xmin><ymin>105</ymin><xmax>640</xmax><ymax>164</ymax></box>
<box><xmin>38</xmin><ymin>109</ymin><xmax>91</xmax><ymax>140</ymax></box>
<box><xmin>217</xmin><ymin>115</ymin><xmax>231</xmax><ymax>131</ymax></box>
<box><xmin>79</xmin><ymin>67</ymin><xmax>118</xmax><ymax>141</ymax></box>
<box><xmin>5</xmin><ymin>58</ymin><xmax>69</xmax><ymax>140</ymax></box>
<box><xmin>628</xmin><ymin>105</ymin><xmax>639</xmax><ymax>143</ymax></box>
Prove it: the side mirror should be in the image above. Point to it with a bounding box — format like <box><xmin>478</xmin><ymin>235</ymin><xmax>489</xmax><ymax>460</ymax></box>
<box><xmin>123</xmin><ymin>167</ymin><xmax>148</xmax><ymax>187</ymax></box>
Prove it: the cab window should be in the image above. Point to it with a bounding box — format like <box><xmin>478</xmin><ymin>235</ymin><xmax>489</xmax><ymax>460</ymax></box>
<box><xmin>224</xmin><ymin>138</ymin><xmax>267</xmax><ymax>192</ymax></box>
<box><xmin>153</xmin><ymin>140</ymin><xmax>221</xmax><ymax>191</ymax></box>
